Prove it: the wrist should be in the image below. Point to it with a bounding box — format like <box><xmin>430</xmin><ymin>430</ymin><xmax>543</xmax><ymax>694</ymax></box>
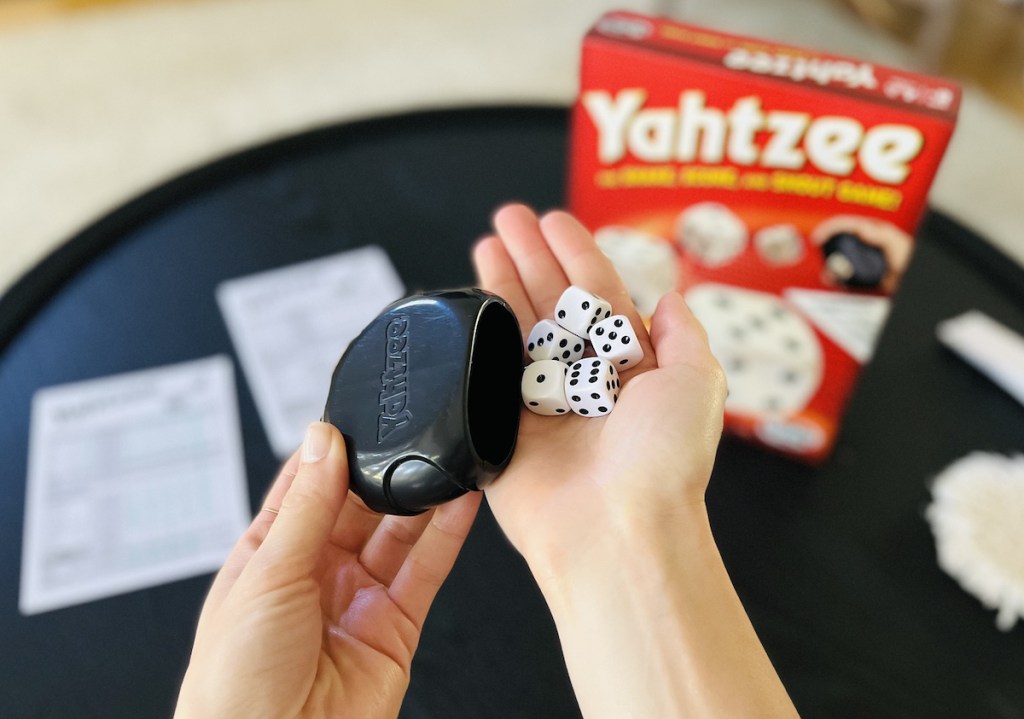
<box><xmin>527</xmin><ymin>500</ymin><xmax>725</xmax><ymax>718</ymax></box>
<box><xmin>526</xmin><ymin>496</ymin><xmax>715</xmax><ymax>613</ymax></box>
<box><xmin>523</xmin><ymin>496</ymin><xmax>799</xmax><ymax>719</ymax></box>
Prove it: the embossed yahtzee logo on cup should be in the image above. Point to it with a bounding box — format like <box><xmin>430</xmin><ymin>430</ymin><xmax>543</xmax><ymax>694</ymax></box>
<box><xmin>377</xmin><ymin>315</ymin><xmax>411</xmax><ymax>442</ymax></box>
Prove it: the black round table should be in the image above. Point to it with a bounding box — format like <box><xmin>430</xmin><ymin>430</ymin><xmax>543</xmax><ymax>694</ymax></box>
<box><xmin>2</xmin><ymin>107</ymin><xmax>1023</xmax><ymax>719</ymax></box>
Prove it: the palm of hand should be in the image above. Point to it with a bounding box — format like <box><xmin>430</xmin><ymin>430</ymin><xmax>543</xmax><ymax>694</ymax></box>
<box><xmin>225</xmin><ymin>543</ymin><xmax>419</xmax><ymax>719</ymax></box>
<box><xmin>188</xmin><ymin>526</ymin><xmax>419</xmax><ymax>719</ymax></box>
<box><xmin>488</xmin><ymin>365</ymin><xmax>720</xmax><ymax>557</ymax></box>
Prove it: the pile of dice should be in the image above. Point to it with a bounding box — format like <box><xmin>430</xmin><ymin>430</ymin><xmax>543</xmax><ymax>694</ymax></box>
<box><xmin>520</xmin><ymin>286</ymin><xmax>644</xmax><ymax>417</ymax></box>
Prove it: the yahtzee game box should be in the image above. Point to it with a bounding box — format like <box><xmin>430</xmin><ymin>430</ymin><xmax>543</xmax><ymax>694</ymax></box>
<box><xmin>567</xmin><ymin>10</ymin><xmax>960</xmax><ymax>462</ymax></box>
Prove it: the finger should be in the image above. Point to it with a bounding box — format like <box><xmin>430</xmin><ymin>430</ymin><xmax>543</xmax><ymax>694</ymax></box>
<box><xmin>251</xmin><ymin>422</ymin><xmax>349</xmax><ymax>584</ymax></box>
<box><xmin>648</xmin><ymin>291</ymin><xmax>722</xmax><ymax>376</ymax></box>
<box><xmin>539</xmin><ymin>210</ymin><xmax>656</xmax><ymax>374</ymax></box>
<box><xmin>248</xmin><ymin>447</ymin><xmax>302</xmax><ymax>551</ymax></box>
<box><xmin>358</xmin><ymin>511</ymin><xmax>435</xmax><ymax>586</ymax></box>
<box><xmin>330</xmin><ymin>490</ymin><xmax>385</xmax><ymax>555</ymax></box>
<box><xmin>258</xmin><ymin>446</ymin><xmax>301</xmax><ymax>514</ymax></box>
<box><xmin>388</xmin><ymin>491</ymin><xmax>482</xmax><ymax>629</ymax></box>
<box><xmin>201</xmin><ymin>449</ymin><xmax>302</xmax><ymax>611</ymax></box>
<box><xmin>473</xmin><ymin>234</ymin><xmax>538</xmax><ymax>334</ymax></box>
<box><xmin>621</xmin><ymin>293</ymin><xmax>726</xmax><ymax>486</ymax></box>
<box><xmin>492</xmin><ymin>203</ymin><xmax>570</xmax><ymax>322</ymax></box>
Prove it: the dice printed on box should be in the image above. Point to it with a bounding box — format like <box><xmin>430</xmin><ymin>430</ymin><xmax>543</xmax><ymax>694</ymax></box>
<box><xmin>754</xmin><ymin>224</ymin><xmax>805</xmax><ymax>266</ymax></box>
<box><xmin>565</xmin><ymin>357</ymin><xmax>620</xmax><ymax>417</ymax></box>
<box><xmin>674</xmin><ymin>202</ymin><xmax>748</xmax><ymax>267</ymax></box>
<box><xmin>555</xmin><ymin>285</ymin><xmax>612</xmax><ymax>338</ymax></box>
<box><xmin>685</xmin><ymin>283</ymin><xmax>822</xmax><ymax>418</ymax></box>
<box><xmin>590</xmin><ymin>314</ymin><xmax>644</xmax><ymax>370</ymax></box>
<box><xmin>526</xmin><ymin>319</ymin><xmax>586</xmax><ymax>364</ymax></box>
<box><xmin>521</xmin><ymin>359</ymin><xmax>571</xmax><ymax>416</ymax></box>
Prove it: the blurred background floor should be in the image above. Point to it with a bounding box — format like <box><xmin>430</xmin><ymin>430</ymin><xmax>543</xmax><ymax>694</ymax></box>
<box><xmin>1</xmin><ymin>0</ymin><xmax>1022</xmax><ymax>296</ymax></box>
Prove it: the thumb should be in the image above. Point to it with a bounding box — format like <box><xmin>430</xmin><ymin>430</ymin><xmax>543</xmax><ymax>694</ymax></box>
<box><xmin>648</xmin><ymin>291</ymin><xmax>721</xmax><ymax>376</ymax></box>
<box><xmin>253</xmin><ymin>422</ymin><xmax>348</xmax><ymax>583</ymax></box>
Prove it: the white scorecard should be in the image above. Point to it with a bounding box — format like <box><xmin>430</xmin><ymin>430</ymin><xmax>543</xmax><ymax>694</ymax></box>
<box><xmin>937</xmin><ymin>310</ymin><xmax>1024</xmax><ymax>408</ymax></box>
<box><xmin>20</xmin><ymin>355</ymin><xmax>250</xmax><ymax>615</ymax></box>
<box><xmin>217</xmin><ymin>246</ymin><xmax>405</xmax><ymax>458</ymax></box>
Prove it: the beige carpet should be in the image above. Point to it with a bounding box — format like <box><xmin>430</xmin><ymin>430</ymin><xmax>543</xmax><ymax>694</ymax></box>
<box><xmin>1</xmin><ymin>0</ymin><xmax>1022</xmax><ymax>296</ymax></box>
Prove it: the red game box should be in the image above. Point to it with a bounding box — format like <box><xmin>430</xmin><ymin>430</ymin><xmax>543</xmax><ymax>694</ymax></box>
<box><xmin>567</xmin><ymin>11</ymin><xmax>960</xmax><ymax>462</ymax></box>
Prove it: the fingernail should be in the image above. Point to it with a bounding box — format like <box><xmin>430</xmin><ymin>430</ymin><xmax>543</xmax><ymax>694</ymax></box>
<box><xmin>302</xmin><ymin>422</ymin><xmax>332</xmax><ymax>463</ymax></box>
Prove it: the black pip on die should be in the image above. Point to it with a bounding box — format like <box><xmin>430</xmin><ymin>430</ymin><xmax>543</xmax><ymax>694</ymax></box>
<box><xmin>565</xmin><ymin>358</ymin><xmax>620</xmax><ymax>417</ymax></box>
<box><xmin>590</xmin><ymin>314</ymin><xmax>644</xmax><ymax>369</ymax></box>
<box><xmin>526</xmin><ymin>319</ymin><xmax>586</xmax><ymax>364</ymax></box>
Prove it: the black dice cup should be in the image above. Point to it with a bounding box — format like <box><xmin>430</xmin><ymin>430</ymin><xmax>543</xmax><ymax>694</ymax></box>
<box><xmin>822</xmin><ymin>231</ymin><xmax>888</xmax><ymax>289</ymax></box>
<box><xmin>322</xmin><ymin>288</ymin><xmax>523</xmax><ymax>515</ymax></box>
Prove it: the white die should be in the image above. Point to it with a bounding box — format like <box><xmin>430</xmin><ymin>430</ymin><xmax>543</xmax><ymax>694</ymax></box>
<box><xmin>565</xmin><ymin>358</ymin><xmax>621</xmax><ymax>417</ymax></box>
<box><xmin>521</xmin><ymin>359</ymin><xmax>571</xmax><ymax>416</ymax></box>
<box><xmin>526</xmin><ymin>319</ymin><xmax>586</xmax><ymax>364</ymax></box>
<box><xmin>554</xmin><ymin>285</ymin><xmax>612</xmax><ymax>338</ymax></box>
<box><xmin>590</xmin><ymin>315</ymin><xmax>644</xmax><ymax>370</ymax></box>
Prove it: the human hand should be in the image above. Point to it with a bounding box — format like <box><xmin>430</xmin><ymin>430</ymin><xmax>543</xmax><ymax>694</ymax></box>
<box><xmin>474</xmin><ymin>206</ymin><xmax>798</xmax><ymax>719</ymax></box>
<box><xmin>473</xmin><ymin>204</ymin><xmax>727</xmax><ymax>582</ymax></box>
<box><xmin>811</xmin><ymin>214</ymin><xmax>913</xmax><ymax>293</ymax></box>
<box><xmin>174</xmin><ymin>422</ymin><xmax>481</xmax><ymax>719</ymax></box>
